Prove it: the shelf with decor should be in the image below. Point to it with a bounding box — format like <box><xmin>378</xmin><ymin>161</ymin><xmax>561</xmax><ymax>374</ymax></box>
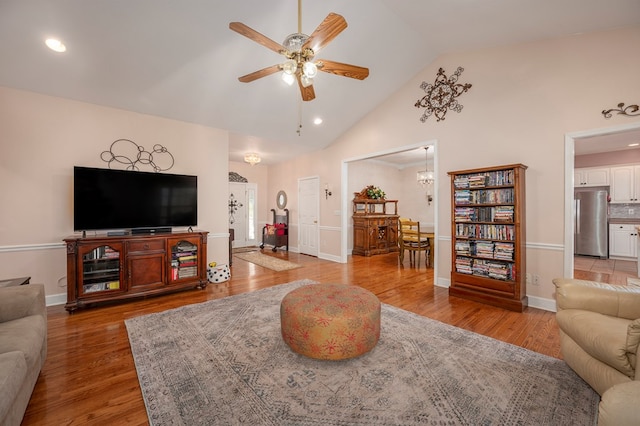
<box><xmin>448</xmin><ymin>164</ymin><xmax>527</xmax><ymax>312</ymax></box>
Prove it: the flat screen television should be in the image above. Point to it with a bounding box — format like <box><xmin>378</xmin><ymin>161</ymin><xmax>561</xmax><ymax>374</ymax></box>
<box><xmin>73</xmin><ymin>166</ymin><xmax>198</xmax><ymax>232</ymax></box>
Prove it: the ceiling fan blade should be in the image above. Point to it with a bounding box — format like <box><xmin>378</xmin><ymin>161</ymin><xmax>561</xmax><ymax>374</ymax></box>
<box><xmin>229</xmin><ymin>22</ymin><xmax>285</xmax><ymax>55</ymax></box>
<box><xmin>316</xmin><ymin>59</ymin><xmax>369</xmax><ymax>80</ymax></box>
<box><xmin>301</xmin><ymin>13</ymin><xmax>347</xmax><ymax>54</ymax></box>
<box><xmin>297</xmin><ymin>75</ymin><xmax>316</xmax><ymax>102</ymax></box>
<box><xmin>238</xmin><ymin>64</ymin><xmax>282</xmax><ymax>83</ymax></box>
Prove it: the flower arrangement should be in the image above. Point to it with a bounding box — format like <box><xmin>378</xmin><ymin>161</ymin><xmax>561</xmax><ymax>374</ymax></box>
<box><xmin>365</xmin><ymin>185</ymin><xmax>386</xmax><ymax>200</ymax></box>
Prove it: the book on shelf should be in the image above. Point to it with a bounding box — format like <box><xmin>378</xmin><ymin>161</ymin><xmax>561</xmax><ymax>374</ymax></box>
<box><xmin>176</xmin><ymin>254</ymin><xmax>197</xmax><ymax>261</ymax></box>
<box><xmin>174</xmin><ymin>242</ymin><xmax>197</xmax><ymax>252</ymax></box>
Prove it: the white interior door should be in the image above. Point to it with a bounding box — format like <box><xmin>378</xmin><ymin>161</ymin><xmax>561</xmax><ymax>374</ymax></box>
<box><xmin>298</xmin><ymin>177</ymin><xmax>319</xmax><ymax>256</ymax></box>
<box><xmin>229</xmin><ymin>182</ymin><xmax>258</xmax><ymax>248</ymax></box>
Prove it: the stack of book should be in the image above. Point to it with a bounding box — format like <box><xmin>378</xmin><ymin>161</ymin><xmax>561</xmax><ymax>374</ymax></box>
<box><xmin>468</xmin><ymin>174</ymin><xmax>488</xmax><ymax>188</ymax></box>
<box><xmin>472</xmin><ymin>259</ymin><xmax>490</xmax><ymax>276</ymax></box>
<box><xmin>494</xmin><ymin>242</ymin><xmax>514</xmax><ymax>260</ymax></box>
<box><xmin>488</xmin><ymin>261</ymin><xmax>512</xmax><ymax>281</ymax></box>
<box><xmin>453</xmin><ymin>176</ymin><xmax>470</xmax><ymax>189</ymax></box>
<box><xmin>493</xmin><ymin>206</ymin><xmax>514</xmax><ymax>222</ymax></box>
<box><xmin>172</xmin><ymin>242</ymin><xmax>198</xmax><ymax>279</ymax></box>
<box><xmin>454</xmin><ymin>207</ymin><xmax>476</xmax><ymax>222</ymax></box>
<box><xmin>455</xmin><ymin>257</ymin><xmax>472</xmax><ymax>274</ymax></box>
<box><xmin>475</xmin><ymin>241</ymin><xmax>494</xmax><ymax>258</ymax></box>
<box><xmin>454</xmin><ymin>190</ymin><xmax>472</xmax><ymax>204</ymax></box>
<box><xmin>455</xmin><ymin>241</ymin><xmax>471</xmax><ymax>256</ymax></box>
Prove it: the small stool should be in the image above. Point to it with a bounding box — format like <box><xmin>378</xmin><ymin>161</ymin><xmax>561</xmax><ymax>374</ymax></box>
<box><xmin>280</xmin><ymin>283</ymin><xmax>381</xmax><ymax>360</ymax></box>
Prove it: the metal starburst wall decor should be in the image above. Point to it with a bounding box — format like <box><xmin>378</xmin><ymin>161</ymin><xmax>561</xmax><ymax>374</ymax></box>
<box><xmin>415</xmin><ymin>67</ymin><xmax>472</xmax><ymax>122</ymax></box>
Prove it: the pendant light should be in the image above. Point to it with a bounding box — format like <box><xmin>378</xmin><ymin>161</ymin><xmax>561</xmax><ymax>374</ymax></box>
<box><xmin>417</xmin><ymin>146</ymin><xmax>434</xmax><ymax>186</ymax></box>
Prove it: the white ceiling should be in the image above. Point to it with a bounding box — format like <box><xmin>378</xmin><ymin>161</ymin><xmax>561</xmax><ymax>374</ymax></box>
<box><xmin>1</xmin><ymin>1</ymin><xmax>639</xmax><ymax>165</ymax></box>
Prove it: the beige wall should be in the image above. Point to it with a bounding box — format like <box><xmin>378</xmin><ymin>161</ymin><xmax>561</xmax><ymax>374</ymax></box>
<box><xmin>266</xmin><ymin>26</ymin><xmax>640</xmax><ymax>309</ymax></box>
<box><xmin>0</xmin><ymin>87</ymin><xmax>229</xmax><ymax>304</ymax></box>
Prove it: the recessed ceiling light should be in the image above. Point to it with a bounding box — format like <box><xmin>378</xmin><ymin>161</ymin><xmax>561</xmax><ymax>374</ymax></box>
<box><xmin>45</xmin><ymin>38</ymin><xmax>66</xmax><ymax>53</ymax></box>
<box><xmin>629</xmin><ymin>143</ymin><xmax>639</xmax><ymax>147</ymax></box>
<box><xmin>313</xmin><ymin>117</ymin><xmax>323</xmax><ymax>125</ymax></box>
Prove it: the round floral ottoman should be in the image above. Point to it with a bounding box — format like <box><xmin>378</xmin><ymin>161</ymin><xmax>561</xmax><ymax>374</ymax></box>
<box><xmin>280</xmin><ymin>283</ymin><xmax>381</xmax><ymax>360</ymax></box>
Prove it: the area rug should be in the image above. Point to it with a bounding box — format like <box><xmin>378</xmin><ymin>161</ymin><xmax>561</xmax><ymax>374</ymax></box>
<box><xmin>234</xmin><ymin>251</ymin><xmax>302</xmax><ymax>271</ymax></box>
<box><xmin>232</xmin><ymin>246</ymin><xmax>260</xmax><ymax>254</ymax></box>
<box><xmin>125</xmin><ymin>280</ymin><xmax>599</xmax><ymax>425</ymax></box>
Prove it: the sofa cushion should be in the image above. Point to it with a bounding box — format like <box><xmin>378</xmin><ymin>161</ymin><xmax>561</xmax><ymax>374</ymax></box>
<box><xmin>556</xmin><ymin>309</ymin><xmax>634</xmax><ymax>378</ymax></box>
<box><xmin>0</xmin><ymin>315</ymin><xmax>46</xmax><ymax>371</ymax></box>
<box><xmin>0</xmin><ymin>351</ymin><xmax>27</xmax><ymax>421</ymax></box>
<box><xmin>627</xmin><ymin>319</ymin><xmax>640</xmax><ymax>373</ymax></box>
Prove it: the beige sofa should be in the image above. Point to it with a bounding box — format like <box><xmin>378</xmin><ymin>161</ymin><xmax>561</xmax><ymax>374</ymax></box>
<box><xmin>0</xmin><ymin>284</ymin><xmax>47</xmax><ymax>426</ymax></box>
<box><xmin>553</xmin><ymin>278</ymin><xmax>640</xmax><ymax>426</ymax></box>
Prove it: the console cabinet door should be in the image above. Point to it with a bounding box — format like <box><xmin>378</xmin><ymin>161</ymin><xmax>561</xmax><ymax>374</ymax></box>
<box><xmin>77</xmin><ymin>242</ymin><xmax>125</xmax><ymax>297</ymax></box>
<box><xmin>168</xmin><ymin>236</ymin><xmax>202</xmax><ymax>284</ymax></box>
<box><xmin>126</xmin><ymin>238</ymin><xmax>166</xmax><ymax>291</ymax></box>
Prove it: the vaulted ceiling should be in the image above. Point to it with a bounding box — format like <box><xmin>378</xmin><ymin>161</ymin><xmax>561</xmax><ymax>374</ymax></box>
<box><xmin>1</xmin><ymin>1</ymin><xmax>639</xmax><ymax>165</ymax></box>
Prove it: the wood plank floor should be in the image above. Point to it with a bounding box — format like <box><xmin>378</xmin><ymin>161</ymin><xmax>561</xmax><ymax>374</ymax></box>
<box><xmin>23</xmin><ymin>251</ymin><xmax>562</xmax><ymax>425</ymax></box>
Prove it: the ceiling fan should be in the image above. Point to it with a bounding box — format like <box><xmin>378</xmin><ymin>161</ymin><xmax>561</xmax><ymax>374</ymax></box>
<box><xmin>229</xmin><ymin>0</ymin><xmax>369</xmax><ymax>101</ymax></box>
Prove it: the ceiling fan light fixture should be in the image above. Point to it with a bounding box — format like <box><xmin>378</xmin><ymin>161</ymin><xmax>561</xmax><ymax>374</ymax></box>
<box><xmin>302</xmin><ymin>61</ymin><xmax>317</xmax><ymax>78</ymax></box>
<box><xmin>282</xmin><ymin>59</ymin><xmax>297</xmax><ymax>75</ymax></box>
<box><xmin>281</xmin><ymin>72</ymin><xmax>296</xmax><ymax>86</ymax></box>
<box><xmin>300</xmin><ymin>74</ymin><xmax>313</xmax><ymax>88</ymax></box>
<box><xmin>282</xmin><ymin>33</ymin><xmax>309</xmax><ymax>53</ymax></box>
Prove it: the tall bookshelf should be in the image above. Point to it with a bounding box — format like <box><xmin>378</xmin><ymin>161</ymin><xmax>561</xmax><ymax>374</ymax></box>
<box><xmin>448</xmin><ymin>164</ymin><xmax>527</xmax><ymax>311</ymax></box>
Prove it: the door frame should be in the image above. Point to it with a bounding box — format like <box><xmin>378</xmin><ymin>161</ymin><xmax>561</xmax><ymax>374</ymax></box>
<box><xmin>340</xmin><ymin>139</ymin><xmax>439</xmax><ymax>279</ymax></box>
<box><xmin>564</xmin><ymin>121</ymin><xmax>640</xmax><ymax>277</ymax></box>
<box><xmin>298</xmin><ymin>176</ymin><xmax>320</xmax><ymax>256</ymax></box>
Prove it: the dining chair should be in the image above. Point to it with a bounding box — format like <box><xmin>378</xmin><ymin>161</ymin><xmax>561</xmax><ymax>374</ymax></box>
<box><xmin>398</xmin><ymin>219</ymin><xmax>430</xmax><ymax>267</ymax></box>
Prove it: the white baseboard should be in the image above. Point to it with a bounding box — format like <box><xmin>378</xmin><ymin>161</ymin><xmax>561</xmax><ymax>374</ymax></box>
<box><xmin>527</xmin><ymin>295</ymin><xmax>557</xmax><ymax>312</ymax></box>
<box><xmin>46</xmin><ymin>293</ymin><xmax>67</xmax><ymax>307</ymax></box>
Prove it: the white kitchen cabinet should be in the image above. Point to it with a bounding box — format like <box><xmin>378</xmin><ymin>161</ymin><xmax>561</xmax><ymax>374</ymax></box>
<box><xmin>610</xmin><ymin>165</ymin><xmax>640</xmax><ymax>203</ymax></box>
<box><xmin>609</xmin><ymin>223</ymin><xmax>637</xmax><ymax>258</ymax></box>
<box><xmin>574</xmin><ymin>167</ymin><xmax>609</xmax><ymax>187</ymax></box>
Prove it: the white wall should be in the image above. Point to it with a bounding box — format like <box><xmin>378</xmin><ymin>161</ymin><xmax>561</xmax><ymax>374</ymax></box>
<box><xmin>0</xmin><ymin>87</ymin><xmax>229</xmax><ymax>304</ymax></box>
<box><xmin>266</xmin><ymin>26</ymin><xmax>640</xmax><ymax>309</ymax></box>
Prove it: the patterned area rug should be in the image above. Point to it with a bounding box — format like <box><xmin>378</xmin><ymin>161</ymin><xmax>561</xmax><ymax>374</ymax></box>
<box><xmin>231</xmin><ymin>246</ymin><xmax>260</xmax><ymax>254</ymax></box>
<box><xmin>125</xmin><ymin>280</ymin><xmax>599</xmax><ymax>425</ymax></box>
<box><xmin>234</xmin><ymin>251</ymin><xmax>302</xmax><ymax>271</ymax></box>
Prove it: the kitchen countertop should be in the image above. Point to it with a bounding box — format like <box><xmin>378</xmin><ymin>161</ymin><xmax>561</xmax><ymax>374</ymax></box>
<box><xmin>609</xmin><ymin>218</ymin><xmax>640</xmax><ymax>224</ymax></box>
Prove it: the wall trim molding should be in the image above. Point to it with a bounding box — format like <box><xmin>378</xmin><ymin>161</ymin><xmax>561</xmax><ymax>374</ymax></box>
<box><xmin>0</xmin><ymin>232</ymin><xmax>233</xmax><ymax>254</ymax></box>
<box><xmin>0</xmin><ymin>242</ymin><xmax>65</xmax><ymax>253</ymax></box>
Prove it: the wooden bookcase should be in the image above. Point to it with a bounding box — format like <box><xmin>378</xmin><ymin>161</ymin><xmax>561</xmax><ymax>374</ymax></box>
<box><xmin>352</xmin><ymin>199</ymin><xmax>399</xmax><ymax>256</ymax></box>
<box><xmin>64</xmin><ymin>231</ymin><xmax>208</xmax><ymax>312</ymax></box>
<box><xmin>448</xmin><ymin>164</ymin><xmax>527</xmax><ymax>311</ymax></box>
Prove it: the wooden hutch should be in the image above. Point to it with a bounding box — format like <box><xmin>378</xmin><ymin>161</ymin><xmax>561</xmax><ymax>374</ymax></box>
<box><xmin>352</xmin><ymin>197</ymin><xmax>399</xmax><ymax>256</ymax></box>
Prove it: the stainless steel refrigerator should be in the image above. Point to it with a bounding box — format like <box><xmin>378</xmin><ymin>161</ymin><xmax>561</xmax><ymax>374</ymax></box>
<box><xmin>574</xmin><ymin>186</ymin><xmax>609</xmax><ymax>258</ymax></box>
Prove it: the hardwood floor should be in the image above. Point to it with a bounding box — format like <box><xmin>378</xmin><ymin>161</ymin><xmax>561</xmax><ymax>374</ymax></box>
<box><xmin>23</xmin><ymin>251</ymin><xmax>561</xmax><ymax>425</ymax></box>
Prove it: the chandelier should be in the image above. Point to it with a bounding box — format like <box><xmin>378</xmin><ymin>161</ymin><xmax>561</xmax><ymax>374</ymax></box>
<box><xmin>417</xmin><ymin>146</ymin><xmax>434</xmax><ymax>186</ymax></box>
<box><xmin>244</xmin><ymin>152</ymin><xmax>261</xmax><ymax>166</ymax></box>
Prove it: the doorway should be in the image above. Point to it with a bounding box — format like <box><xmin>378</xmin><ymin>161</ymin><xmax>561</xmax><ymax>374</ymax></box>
<box><xmin>228</xmin><ymin>182</ymin><xmax>258</xmax><ymax>248</ymax></box>
<box><xmin>340</xmin><ymin>140</ymin><xmax>439</xmax><ymax>280</ymax></box>
<box><xmin>564</xmin><ymin>122</ymin><xmax>640</xmax><ymax>278</ymax></box>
